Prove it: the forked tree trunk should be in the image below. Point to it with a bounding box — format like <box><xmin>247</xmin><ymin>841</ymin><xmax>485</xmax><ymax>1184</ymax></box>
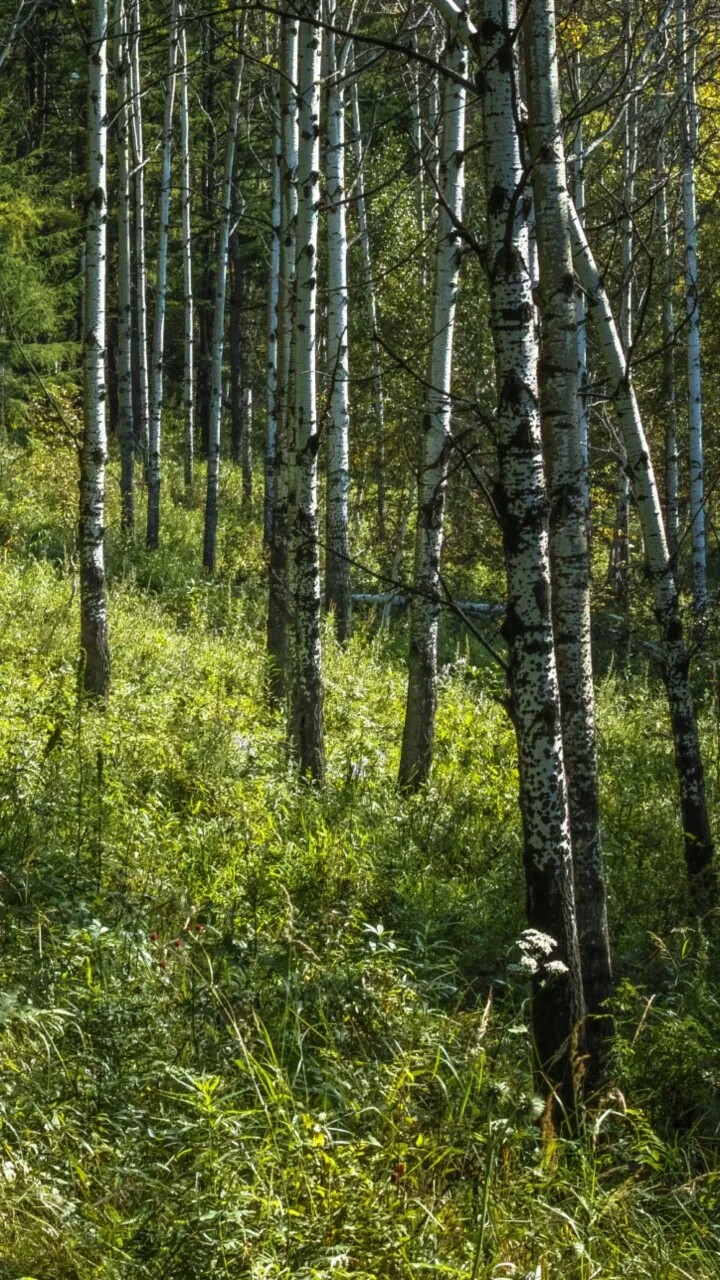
<box><xmin>524</xmin><ymin>0</ymin><xmax>612</xmax><ymax>1073</ymax></box>
<box><xmin>570</xmin><ymin>204</ymin><xmax>717</xmax><ymax>910</ymax></box>
<box><xmin>267</xmin><ymin>15</ymin><xmax>298</xmax><ymax>704</ymax></box>
<box><xmin>146</xmin><ymin>0</ymin><xmax>179</xmax><ymax>549</ymax></box>
<box><xmin>202</xmin><ymin>49</ymin><xmax>244</xmax><ymax>572</ymax></box>
<box><xmin>128</xmin><ymin>0</ymin><xmax>149</xmax><ymax>469</ymax></box>
<box><xmin>114</xmin><ymin>0</ymin><xmax>134</xmax><ymax>532</ymax></box>
<box><xmin>398</xmin><ymin>35</ymin><xmax>467</xmax><ymax>791</ymax></box>
<box><xmin>80</xmin><ymin>0</ymin><xmax>111</xmax><ymax>698</ymax></box>
<box><xmin>179</xmin><ymin>5</ymin><xmax>194</xmax><ymax>489</ymax></box>
<box><xmin>290</xmin><ymin>0</ymin><xmax>325</xmax><ymax>780</ymax></box>
<box><xmin>325</xmin><ymin>11</ymin><xmax>352</xmax><ymax>643</ymax></box>
<box><xmin>678</xmin><ymin>0</ymin><xmax>706</xmax><ymax>613</ymax></box>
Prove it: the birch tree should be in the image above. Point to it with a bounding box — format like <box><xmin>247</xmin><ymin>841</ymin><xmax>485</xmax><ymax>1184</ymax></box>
<box><xmin>266</xmin><ymin>13</ymin><xmax>298</xmax><ymax>702</ymax></box>
<box><xmin>146</xmin><ymin>0</ymin><xmax>179</xmax><ymax>550</ymax></box>
<box><xmin>656</xmin><ymin>37</ymin><xmax>679</xmax><ymax>556</ymax></box>
<box><xmin>202</xmin><ymin>47</ymin><xmax>244</xmax><ymax>572</ymax></box>
<box><xmin>523</xmin><ymin>0</ymin><xmax>612</xmax><ymax>1058</ymax></box>
<box><xmin>290</xmin><ymin>0</ymin><xmax>324</xmax><ymax>780</ymax></box>
<box><xmin>80</xmin><ymin>0</ymin><xmax>110</xmax><ymax>697</ymax></box>
<box><xmin>325</xmin><ymin>8</ymin><xmax>351</xmax><ymax>643</ymax></box>
<box><xmin>265</xmin><ymin>94</ymin><xmax>281</xmax><ymax>546</ymax></box>
<box><xmin>398</xmin><ymin>35</ymin><xmax>467</xmax><ymax>791</ymax></box>
<box><xmin>570</xmin><ymin>204</ymin><xmax>717</xmax><ymax>909</ymax></box>
<box><xmin>128</xmin><ymin>0</ymin><xmax>149</xmax><ymax>467</ymax></box>
<box><xmin>350</xmin><ymin>67</ymin><xmax>386</xmax><ymax>538</ymax></box>
<box><xmin>178</xmin><ymin>5</ymin><xmax>194</xmax><ymax>489</ymax></box>
<box><xmin>114</xmin><ymin>0</ymin><xmax>134</xmax><ymax>533</ymax></box>
<box><xmin>431</xmin><ymin>0</ymin><xmax>585</xmax><ymax>1099</ymax></box>
<box><xmin>678</xmin><ymin>0</ymin><xmax>706</xmax><ymax>613</ymax></box>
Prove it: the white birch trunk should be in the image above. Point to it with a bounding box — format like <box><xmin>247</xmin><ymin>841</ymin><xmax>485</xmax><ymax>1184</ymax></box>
<box><xmin>80</xmin><ymin>0</ymin><xmax>110</xmax><ymax>697</ymax></box>
<box><xmin>571</xmin><ymin>47</ymin><xmax>589</xmax><ymax>519</ymax></box>
<box><xmin>290</xmin><ymin>0</ymin><xmax>324</xmax><ymax>779</ymax></box>
<box><xmin>678</xmin><ymin>0</ymin><xmax>706</xmax><ymax>612</ymax></box>
<box><xmin>570</xmin><ymin>203</ymin><xmax>716</xmax><ymax>906</ymax></box>
<box><xmin>129</xmin><ymin>0</ymin><xmax>149</xmax><ymax>468</ymax></box>
<box><xmin>655</xmin><ymin>29</ymin><xmax>679</xmax><ymax>556</ymax></box>
<box><xmin>524</xmin><ymin>0</ymin><xmax>611</xmax><ymax>1065</ymax></box>
<box><xmin>265</xmin><ymin>98</ymin><xmax>281</xmax><ymax>546</ymax></box>
<box><xmin>325</xmin><ymin>12</ymin><xmax>351</xmax><ymax>643</ymax></box>
<box><xmin>477</xmin><ymin>0</ymin><xmax>585</xmax><ymax>1097</ymax></box>
<box><xmin>114</xmin><ymin>0</ymin><xmax>134</xmax><ymax>532</ymax></box>
<box><xmin>146</xmin><ymin>0</ymin><xmax>179</xmax><ymax>549</ymax></box>
<box><xmin>202</xmin><ymin>49</ymin><xmax>244</xmax><ymax>571</ymax></box>
<box><xmin>178</xmin><ymin>5</ymin><xmax>194</xmax><ymax>489</ymax></box>
<box><xmin>608</xmin><ymin>0</ymin><xmax>637</xmax><ymax>603</ymax></box>
<box><xmin>350</xmin><ymin>67</ymin><xmax>386</xmax><ymax>537</ymax></box>
<box><xmin>398</xmin><ymin>34</ymin><xmax>466</xmax><ymax>790</ymax></box>
<box><xmin>267</xmin><ymin>15</ymin><xmax>298</xmax><ymax>702</ymax></box>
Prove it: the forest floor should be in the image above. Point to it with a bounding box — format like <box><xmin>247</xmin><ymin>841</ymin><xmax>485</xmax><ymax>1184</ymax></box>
<box><xmin>0</xmin><ymin>437</ymin><xmax>719</xmax><ymax>1278</ymax></box>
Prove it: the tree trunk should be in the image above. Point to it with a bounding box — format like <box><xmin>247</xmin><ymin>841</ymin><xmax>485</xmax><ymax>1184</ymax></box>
<box><xmin>570</xmin><ymin>203</ymin><xmax>717</xmax><ymax>910</ymax></box>
<box><xmin>325</xmin><ymin>11</ymin><xmax>352</xmax><ymax>643</ymax></box>
<box><xmin>571</xmin><ymin>46</ymin><xmax>590</xmax><ymax>521</ymax></box>
<box><xmin>80</xmin><ymin>0</ymin><xmax>111</xmax><ymax>698</ymax></box>
<box><xmin>229</xmin><ymin>180</ymin><xmax>245</xmax><ymax>474</ymax></box>
<box><xmin>398</xmin><ymin>35</ymin><xmax>467</xmax><ymax>791</ymax></box>
<box><xmin>114</xmin><ymin>0</ymin><xmax>134</xmax><ymax>533</ymax></box>
<box><xmin>524</xmin><ymin>0</ymin><xmax>612</xmax><ymax>1075</ymax></box>
<box><xmin>473</xmin><ymin>0</ymin><xmax>586</xmax><ymax>1101</ymax></box>
<box><xmin>678</xmin><ymin>0</ymin><xmax>706</xmax><ymax>614</ymax></box>
<box><xmin>197</xmin><ymin>19</ymin><xmax>217</xmax><ymax>454</ymax></box>
<box><xmin>290</xmin><ymin>0</ymin><xmax>325</xmax><ymax>780</ymax></box>
<box><xmin>146</xmin><ymin>0</ymin><xmax>179</xmax><ymax>550</ymax></box>
<box><xmin>202</xmin><ymin>49</ymin><xmax>244</xmax><ymax>572</ymax></box>
<box><xmin>179</xmin><ymin>4</ymin><xmax>194</xmax><ymax>489</ymax></box>
<box><xmin>265</xmin><ymin>94</ymin><xmax>281</xmax><ymax>546</ymax></box>
<box><xmin>128</xmin><ymin>0</ymin><xmax>149</xmax><ymax>470</ymax></box>
<box><xmin>350</xmin><ymin>67</ymin><xmax>386</xmax><ymax>540</ymax></box>
<box><xmin>266</xmin><ymin>14</ymin><xmax>298</xmax><ymax>704</ymax></box>
<box><xmin>655</xmin><ymin>37</ymin><xmax>679</xmax><ymax>557</ymax></box>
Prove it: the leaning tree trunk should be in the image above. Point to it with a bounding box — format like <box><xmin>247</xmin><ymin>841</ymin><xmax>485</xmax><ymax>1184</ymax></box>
<box><xmin>524</xmin><ymin>0</ymin><xmax>612</xmax><ymax>1075</ymax></box>
<box><xmin>570</xmin><ymin>203</ymin><xmax>717</xmax><ymax>910</ymax></box>
<box><xmin>655</xmin><ymin>26</ymin><xmax>679</xmax><ymax>557</ymax></box>
<box><xmin>80</xmin><ymin>0</ymin><xmax>111</xmax><ymax>698</ymax></box>
<box><xmin>128</xmin><ymin>0</ymin><xmax>149</xmax><ymax>469</ymax></box>
<box><xmin>325</xmin><ymin>10</ymin><xmax>352</xmax><ymax>643</ymax></box>
<box><xmin>178</xmin><ymin>4</ymin><xmax>194</xmax><ymax>489</ymax></box>
<box><xmin>571</xmin><ymin>45</ymin><xmax>590</xmax><ymax>520</ymax></box>
<box><xmin>678</xmin><ymin>0</ymin><xmax>706</xmax><ymax>614</ymax></box>
<box><xmin>266</xmin><ymin>13</ymin><xmax>298</xmax><ymax>703</ymax></box>
<box><xmin>290</xmin><ymin>0</ymin><xmax>325</xmax><ymax>781</ymax></box>
<box><xmin>114</xmin><ymin>0</ymin><xmax>134</xmax><ymax>533</ymax></box>
<box><xmin>350</xmin><ymin>66</ymin><xmax>386</xmax><ymax>540</ymax></box>
<box><xmin>398</xmin><ymin>35</ymin><xmax>467</xmax><ymax>791</ymax></box>
<box><xmin>264</xmin><ymin>91</ymin><xmax>281</xmax><ymax>547</ymax></box>
<box><xmin>202</xmin><ymin>48</ymin><xmax>244</xmax><ymax>572</ymax></box>
<box><xmin>146</xmin><ymin>0</ymin><xmax>179</xmax><ymax>550</ymax></box>
<box><xmin>608</xmin><ymin>0</ymin><xmax>636</xmax><ymax>604</ymax></box>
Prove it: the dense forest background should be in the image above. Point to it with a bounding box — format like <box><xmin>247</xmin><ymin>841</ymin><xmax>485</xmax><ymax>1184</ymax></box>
<box><xmin>1</xmin><ymin>0</ymin><xmax>720</xmax><ymax>1275</ymax></box>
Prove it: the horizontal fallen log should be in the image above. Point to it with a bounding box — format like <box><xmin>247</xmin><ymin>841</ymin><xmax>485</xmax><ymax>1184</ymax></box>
<box><xmin>351</xmin><ymin>593</ymin><xmax>504</xmax><ymax>617</ymax></box>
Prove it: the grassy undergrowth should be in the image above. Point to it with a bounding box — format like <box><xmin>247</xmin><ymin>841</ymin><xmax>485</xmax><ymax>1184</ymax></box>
<box><xmin>0</xmin><ymin>438</ymin><xmax>719</xmax><ymax>1278</ymax></box>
